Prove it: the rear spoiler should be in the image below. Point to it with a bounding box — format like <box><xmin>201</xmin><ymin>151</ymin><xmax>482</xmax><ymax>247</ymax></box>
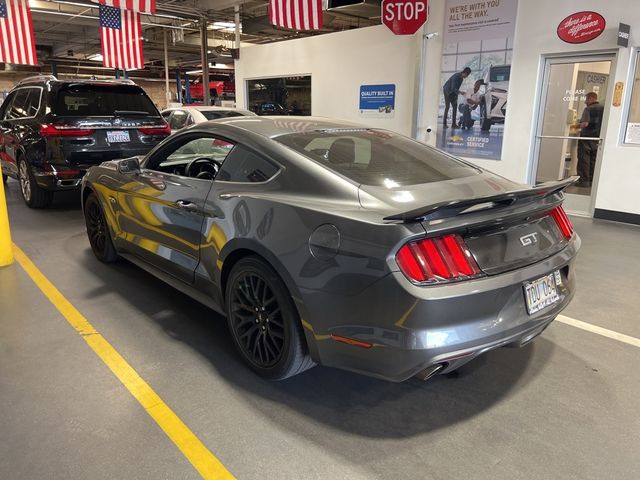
<box><xmin>383</xmin><ymin>176</ymin><xmax>578</xmax><ymax>222</ymax></box>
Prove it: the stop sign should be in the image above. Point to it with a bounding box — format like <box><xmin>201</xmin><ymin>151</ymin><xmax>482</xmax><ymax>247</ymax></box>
<box><xmin>382</xmin><ymin>0</ymin><xmax>428</xmax><ymax>35</ymax></box>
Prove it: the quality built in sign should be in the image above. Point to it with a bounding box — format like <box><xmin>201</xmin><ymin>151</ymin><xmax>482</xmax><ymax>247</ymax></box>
<box><xmin>557</xmin><ymin>11</ymin><xmax>606</xmax><ymax>44</ymax></box>
<box><xmin>382</xmin><ymin>0</ymin><xmax>428</xmax><ymax>35</ymax></box>
<box><xmin>359</xmin><ymin>84</ymin><xmax>396</xmax><ymax>118</ymax></box>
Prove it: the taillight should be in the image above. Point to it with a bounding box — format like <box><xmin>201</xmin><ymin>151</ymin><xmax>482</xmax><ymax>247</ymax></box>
<box><xmin>138</xmin><ymin>123</ymin><xmax>171</xmax><ymax>136</ymax></box>
<box><xmin>550</xmin><ymin>206</ymin><xmax>573</xmax><ymax>239</ymax></box>
<box><xmin>396</xmin><ymin>234</ymin><xmax>482</xmax><ymax>284</ymax></box>
<box><xmin>40</xmin><ymin>124</ymin><xmax>95</xmax><ymax>137</ymax></box>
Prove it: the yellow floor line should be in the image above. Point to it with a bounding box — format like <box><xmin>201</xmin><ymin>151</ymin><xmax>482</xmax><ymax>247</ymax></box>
<box><xmin>556</xmin><ymin>314</ymin><xmax>640</xmax><ymax>348</ymax></box>
<box><xmin>12</xmin><ymin>244</ymin><xmax>235</xmax><ymax>480</ymax></box>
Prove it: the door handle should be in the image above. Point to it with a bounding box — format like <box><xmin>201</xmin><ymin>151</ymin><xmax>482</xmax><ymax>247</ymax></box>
<box><xmin>175</xmin><ymin>200</ymin><xmax>199</xmax><ymax>212</ymax></box>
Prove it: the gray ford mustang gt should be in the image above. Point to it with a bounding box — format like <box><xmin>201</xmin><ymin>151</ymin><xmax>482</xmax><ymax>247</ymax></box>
<box><xmin>81</xmin><ymin>116</ymin><xmax>579</xmax><ymax>382</ymax></box>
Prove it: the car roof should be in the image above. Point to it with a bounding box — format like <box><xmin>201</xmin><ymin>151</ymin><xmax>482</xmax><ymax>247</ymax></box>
<box><xmin>207</xmin><ymin>116</ymin><xmax>369</xmax><ymax>138</ymax></box>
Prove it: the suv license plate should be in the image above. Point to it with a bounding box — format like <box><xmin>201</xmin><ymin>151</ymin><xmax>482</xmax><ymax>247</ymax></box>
<box><xmin>107</xmin><ymin>130</ymin><xmax>130</xmax><ymax>143</ymax></box>
<box><xmin>524</xmin><ymin>271</ymin><xmax>561</xmax><ymax>315</ymax></box>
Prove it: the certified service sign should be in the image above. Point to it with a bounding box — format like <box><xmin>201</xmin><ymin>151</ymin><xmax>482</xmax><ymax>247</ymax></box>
<box><xmin>557</xmin><ymin>11</ymin><xmax>606</xmax><ymax>44</ymax></box>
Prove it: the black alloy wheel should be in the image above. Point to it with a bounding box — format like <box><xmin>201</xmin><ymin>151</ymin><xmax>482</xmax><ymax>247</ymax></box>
<box><xmin>226</xmin><ymin>257</ymin><xmax>315</xmax><ymax>380</ymax></box>
<box><xmin>84</xmin><ymin>193</ymin><xmax>118</xmax><ymax>262</ymax></box>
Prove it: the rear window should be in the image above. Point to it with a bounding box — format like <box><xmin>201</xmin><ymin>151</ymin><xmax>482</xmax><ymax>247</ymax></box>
<box><xmin>201</xmin><ymin>110</ymin><xmax>245</xmax><ymax>121</ymax></box>
<box><xmin>54</xmin><ymin>84</ymin><xmax>158</xmax><ymax>117</ymax></box>
<box><xmin>274</xmin><ymin>129</ymin><xmax>479</xmax><ymax>187</ymax></box>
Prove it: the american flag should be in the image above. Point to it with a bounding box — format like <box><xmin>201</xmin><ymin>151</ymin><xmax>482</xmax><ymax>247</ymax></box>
<box><xmin>0</xmin><ymin>0</ymin><xmax>38</xmax><ymax>66</ymax></box>
<box><xmin>99</xmin><ymin>5</ymin><xmax>144</xmax><ymax>70</ymax></box>
<box><xmin>269</xmin><ymin>0</ymin><xmax>323</xmax><ymax>31</ymax></box>
<box><xmin>93</xmin><ymin>0</ymin><xmax>155</xmax><ymax>15</ymax></box>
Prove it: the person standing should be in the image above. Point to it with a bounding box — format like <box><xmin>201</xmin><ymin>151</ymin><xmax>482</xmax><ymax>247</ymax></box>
<box><xmin>577</xmin><ymin>92</ymin><xmax>604</xmax><ymax>187</ymax></box>
<box><xmin>442</xmin><ymin>67</ymin><xmax>471</xmax><ymax>129</ymax></box>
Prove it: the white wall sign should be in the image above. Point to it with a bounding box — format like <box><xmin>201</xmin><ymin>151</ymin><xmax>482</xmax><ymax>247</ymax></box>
<box><xmin>445</xmin><ymin>0</ymin><xmax>518</xmax><ymax>43</ymax></box>
<box><xmin>625</xmin><ymin>123</ymin><xmax>640</xmax><ymax>144</ymax></box>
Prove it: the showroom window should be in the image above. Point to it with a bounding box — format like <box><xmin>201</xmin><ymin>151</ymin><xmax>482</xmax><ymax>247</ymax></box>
<box><xmin>246</xmin><ymin>76</ymin><xmax>311</xmax><ymax>116</ymax></box>
<box><xmin>624</xmin><ymin>50</ymin><xmax>640</xmax><ymax>145</ymax></box>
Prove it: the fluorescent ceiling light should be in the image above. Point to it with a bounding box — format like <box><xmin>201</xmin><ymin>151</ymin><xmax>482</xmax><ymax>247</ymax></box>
<box><xmin>88</xmin><ymin>53</ymin><xmax>103</xmax><ymax>61</ymax></box>
<box><xmin>208</xmin><ymin>21</ymin><xmax>242</xmax><ymax>33</ymax></box>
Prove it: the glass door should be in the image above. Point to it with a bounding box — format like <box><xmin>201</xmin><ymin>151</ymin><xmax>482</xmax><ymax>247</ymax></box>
<box><xmin>530</xmin><ymin>55</ymin><xmax>614</xmax><ymax>216</ymax></box>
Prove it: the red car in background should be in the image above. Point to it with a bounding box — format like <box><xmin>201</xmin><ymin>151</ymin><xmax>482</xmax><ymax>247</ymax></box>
<box><xmin>187</xmin><ymin>74</ymin><xmax>235</xmax><ymax>103</ymax></box>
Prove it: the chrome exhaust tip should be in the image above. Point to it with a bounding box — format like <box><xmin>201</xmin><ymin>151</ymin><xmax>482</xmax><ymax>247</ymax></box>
<box><xmin>414</xmin><ymin>363</ymin><xmax>445</xmax><ymax>381</ymax></box>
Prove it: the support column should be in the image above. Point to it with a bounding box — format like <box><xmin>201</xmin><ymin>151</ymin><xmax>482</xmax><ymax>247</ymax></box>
<box><xmin>175</xmin><ymin>69</ymin><xmax>182</xmax><ymax>103</ymax></box>
<box><xmin>185</xmin><ymin>73</ymin><xmax>191</xmax><ymax>104</ymax></box>
<box><xmin>164</xmin><ymin>30</ymin><xmax>171</xmax><ymax>108</ymax></box>
<box><xmin>200</xmin><ymin>19</ymin><xmax>210</xmax><ymax>106</ymax></box>
<box><xmin>235</xmin><ymin>5</ymin><xmax>240</xmax><ymax>49</ymax></box>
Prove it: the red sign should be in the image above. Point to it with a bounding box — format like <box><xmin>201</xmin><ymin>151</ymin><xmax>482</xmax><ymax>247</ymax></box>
<box><xmin>382</xmin><ymin>0</ymin><xmax>428</xmax><ymax>36</ymax></box>
<box><xmin>557</xmin><ymin>11</ymin><xmax>606</xmax><ymax>44</ymax></box>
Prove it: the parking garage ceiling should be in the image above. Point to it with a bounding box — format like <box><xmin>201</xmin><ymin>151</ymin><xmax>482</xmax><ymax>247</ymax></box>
<box><xmin>1</xmin><ymin>0</ymin><xmax>381</xmax><ymax>79</ymax></box>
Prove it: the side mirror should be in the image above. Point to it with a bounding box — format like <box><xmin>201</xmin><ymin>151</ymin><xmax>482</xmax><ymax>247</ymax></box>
<box><xmin>118</xmin><ymin>157</ymin><xmax>141</xmax><ymax>174</ymax></box>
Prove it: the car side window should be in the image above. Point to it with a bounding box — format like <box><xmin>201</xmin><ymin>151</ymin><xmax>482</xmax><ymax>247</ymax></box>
<box><xmin>0</xmin><ymin>92</ymin><xmax>16</xmax><ymax>120</ymax></box>
<box><xmin>146</xmin><ymin>135</ymin><xmax>235</xmax><ymax>178</ymax></box>
<box><xmin>6</xmin><ymin>89</ymin><xmax>31</xmax><ymax>119</ymax></box>
<box><xmin>216</xmin><ymin>145</ymin><xmax>279</xmax><ymax>183</ymax></box>
<box><xmin>24</xmin><ymin>88</ymin><xmax>41</xmax><ymax>117</ymax></box>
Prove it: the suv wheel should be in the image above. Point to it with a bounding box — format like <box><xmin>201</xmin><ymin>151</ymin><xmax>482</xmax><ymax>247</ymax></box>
<box><xmin>225</xmin><ymin>256</ymin><xmax>315</xmax><ymax>380</ymax></box>
<box><xmin>18</xmin><ymin>159</ymin><xmax>53</xmax><ymax>208</ymax></box>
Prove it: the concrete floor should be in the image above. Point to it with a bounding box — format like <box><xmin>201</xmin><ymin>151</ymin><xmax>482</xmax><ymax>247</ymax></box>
<box><xmin>1</xmin><ymin>179</ymin><xmax>639</xmax><ymax>480</ymax></box>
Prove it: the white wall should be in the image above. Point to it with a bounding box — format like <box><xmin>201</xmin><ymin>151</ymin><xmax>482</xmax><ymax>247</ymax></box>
<box><xmin>235</xmin><ymin>25</ymin><xmax>418</xmax><ymax>136</ymax></box>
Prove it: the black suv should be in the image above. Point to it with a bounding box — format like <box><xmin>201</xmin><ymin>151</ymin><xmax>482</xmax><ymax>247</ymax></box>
<box><xmin>0</xmin><ymin>76</ymin><xmax>170</xmax><ymax>207</ymax></box>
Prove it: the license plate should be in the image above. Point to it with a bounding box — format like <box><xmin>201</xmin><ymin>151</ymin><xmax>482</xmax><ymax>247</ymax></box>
<box><xmin>106</xmin><ymin>130</ymin><xmax>130</xmax><ymax>143</ymax></box>
<box><xmin>524</xmin><ymin>271</ymin><xmax>561</xmax><ymax>315</ymax></box>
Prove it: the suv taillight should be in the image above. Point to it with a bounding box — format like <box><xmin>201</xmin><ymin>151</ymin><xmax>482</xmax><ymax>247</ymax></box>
<box><xmin>396</xmin><ymin>234</ymin><xmax>482</xmax><ymax>284</ymax></box>
<box><xmin>40</xmin><ymin>124</ymin><xmax>95</xmax><ymax>137</ymax></box>
<box><xmin>138</xmin><ymin>123</ymin><xmax>171</xmax><ymax>136</ymax></box>
<box><xmin>550</xmin><ymin>206</ymin><xmax>574</xmax><ymax>239</ymax></box>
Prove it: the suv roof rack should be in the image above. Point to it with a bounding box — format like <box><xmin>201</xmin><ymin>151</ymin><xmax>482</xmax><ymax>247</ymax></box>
<box><xmin>67</xmin><ymin>78</ymin><xmax>137</xmax><ymax>85</ymax></box>
<box><xmin>16</xmin><ymin>75</ymin><xmax>58</xmax><ymax>86</ymax></box>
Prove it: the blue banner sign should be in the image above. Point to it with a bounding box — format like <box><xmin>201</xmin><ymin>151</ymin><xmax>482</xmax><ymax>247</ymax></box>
<box><xmin>359</xmin><ymin>84</ymin><xmax>396</xmax><ymax>117</ymax></box>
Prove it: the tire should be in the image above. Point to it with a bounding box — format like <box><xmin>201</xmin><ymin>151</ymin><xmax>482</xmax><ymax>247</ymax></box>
<box><xmin>84</xmin><ymin>193</ymin><xmax>118</xmax><ymax>263</ymax></box>
<box><xmin>18</xmin><ymin>159</ymin><xmax>53</xmax><ymax>208</ymax></box>
<box><xmin>225</xmin><ymin>256</ymin><xmax>315</xmax><ymax>380</ymax></box>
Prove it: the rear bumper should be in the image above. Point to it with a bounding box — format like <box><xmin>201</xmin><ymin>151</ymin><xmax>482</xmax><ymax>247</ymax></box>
<box><xmin>35</xmin><ymin>145</ymin><xmax>153</xmax><ymax>191</ymax></box>
<box><xmin>300</xmin><ymin>235</ymin><xmax>579</xmax><ymax>382</ymax></box>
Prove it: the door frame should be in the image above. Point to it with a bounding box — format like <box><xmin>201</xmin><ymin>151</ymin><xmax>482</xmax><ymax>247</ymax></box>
<box><xmin>528</xmin><ymin>50</ymin><xmax>618</xmax><ymax>217</ymax></box>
